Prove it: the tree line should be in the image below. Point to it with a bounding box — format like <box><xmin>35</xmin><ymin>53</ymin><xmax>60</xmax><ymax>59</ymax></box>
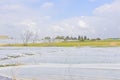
<box><xmin>21</xmin><ymin>30</ymin><xmax>101</xmax><ymax>46</ymax></box>
<box><xmin>43</xmin><ymin>35</ymin><xmax>101</xmax><ymax>42</ymax></box>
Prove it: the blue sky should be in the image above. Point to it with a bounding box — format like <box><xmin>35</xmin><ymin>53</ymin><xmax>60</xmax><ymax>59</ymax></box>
<box><xmin>50</xmin><ymin>0</ymin><xmax>113</xmax><ymax>20</ymax></box>
<box><xmin>0</xmin><ymin>0</ymin><xmax>120</xmax><ymax>39</ymax></box>
<box><xmin>22</xmin><ymin>0</ymin><xmax>113</xmax><ymax>20</ymax></box>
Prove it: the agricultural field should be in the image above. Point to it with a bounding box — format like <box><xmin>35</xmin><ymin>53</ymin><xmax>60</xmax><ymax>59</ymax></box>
<box><xmin>0</xmin><ymin>47</ymin><xmax>120</xmax><ymax>80</ymax></box>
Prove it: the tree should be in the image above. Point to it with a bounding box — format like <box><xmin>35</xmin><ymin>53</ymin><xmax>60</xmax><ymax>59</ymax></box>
<box><xmin>84</xmin><ymin>36</ymin><xmax>87</xmax><ymax>40</ymax></box>
<box><xmin>96</xmin><ymin>38</ymin><xmax>101</xmax><ymax>40</ymax></box>
<box><xmin>21</xmin><ymin>30</ymin><xmax>33</xmax><ymax>46</ymax></box>
<box><xmin>78</xmin><ymin>36</ymin><xmax>81</xmax><ymax>40</ymax></box>
<box><xmin>78</xmin><ymin>36</ymin><xmax>84</xmax><ymax>41</ymax></box>
<box><xmin>65</xmin><ymin>36</ymin><xmax>70</xmax><ymax>41</ymax></box>
<box><xmin>55</xmin><ymin>36</ymin><xmax>64</xmax><ymax>40</ymax></box>
<box><xmin>44</xmin><ymin>36</ymin><xmax>51</xmax><ymax>42</ymax></box>
<box><xmin>80</xmin><ymin>36</ymin><xmax>84</xmax><ymax>41</ymax></box>
<box><xmin>73</xmin><ymin>37</ymin><xmax>77</xmax><ymax>40</ymax></box>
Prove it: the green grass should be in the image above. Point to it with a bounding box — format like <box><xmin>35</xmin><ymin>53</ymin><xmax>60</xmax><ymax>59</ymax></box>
<box><xmin>3</xmin><ymin>40</ymin><xmax>120</xmax><ymax>47</ymax></box>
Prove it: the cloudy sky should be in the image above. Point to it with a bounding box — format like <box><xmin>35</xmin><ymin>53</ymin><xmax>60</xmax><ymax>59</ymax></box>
<box><xmin>0</xmin><ymin>0</ymin><xmax>120</xmax><ymax>38</ymax></box>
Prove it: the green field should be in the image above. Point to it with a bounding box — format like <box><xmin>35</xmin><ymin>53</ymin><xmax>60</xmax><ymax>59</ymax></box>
<box><xmin>3</xmin><ymin>40</ymin><xmax>120</xmax><ymax>47</ymax></box>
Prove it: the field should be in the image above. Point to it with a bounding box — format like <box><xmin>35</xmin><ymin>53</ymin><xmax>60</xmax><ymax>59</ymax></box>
<box><xmin>1</xmin><ymin>39</ymin><xmax>120</xmax><ymax>79</ymax></box>
<box><xmin>3</xmin><ymin>40</ymin><xmax>120</xmax><ymax>47</ymax></box>
<box><xmin>0</xmin><ymin>47</ymin><xmax>120</xmax><ymax>80</ymax></box>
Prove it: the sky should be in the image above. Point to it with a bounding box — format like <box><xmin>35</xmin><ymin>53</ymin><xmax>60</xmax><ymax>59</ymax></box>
<box><xmin>0</xmin><ymin>0</ymin><xmax>119</xmax><ymax>39</ymax></box>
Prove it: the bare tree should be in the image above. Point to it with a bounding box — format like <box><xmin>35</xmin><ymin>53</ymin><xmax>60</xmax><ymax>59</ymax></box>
<box><xmin>21</xmin><ymin>30</ymin><xmax>33</xmax><ymax>46</ymax></box>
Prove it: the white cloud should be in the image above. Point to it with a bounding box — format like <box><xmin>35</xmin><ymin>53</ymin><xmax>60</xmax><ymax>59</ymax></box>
<box><xmin>49</xmin><ymin>0</ymin><xmax>120</xmax><ymax>38</ymax></box>
<box><xmin>52</xmin><ymin>25</ymin><xmax>64</xmax><ymax>32</ymax></box>
<box><xmin>0</xmin><ymin>0</ymin><xmax>120</xmax><ymax>39</ymax></box>
<box><xmin>78</xmin><ymin>20</ymin><xmax>88</xmax><ymax>28</ymax></box>
<box><xmin>48</xmin><ymin>17</ymin><xmax>94</xmax><ymax>37</ymax></box>
<box><xmin>41</xmin><ymin>2</ymin><xmax>54</xmax><ymax>8</ymax></box>
<box><xmin>0</xmin><ymin>4</ymin><xmax>24</xmax><ymax>11</ymax></box>
<box><xmin>93</xmin><ymin>0</ymin><xmax>120</xmax><ymax>18</ymax></box>
<box><xmin>0</xmin><ymin>1</ymin><xmax>52</xmax><ymax>38</ymax></box>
